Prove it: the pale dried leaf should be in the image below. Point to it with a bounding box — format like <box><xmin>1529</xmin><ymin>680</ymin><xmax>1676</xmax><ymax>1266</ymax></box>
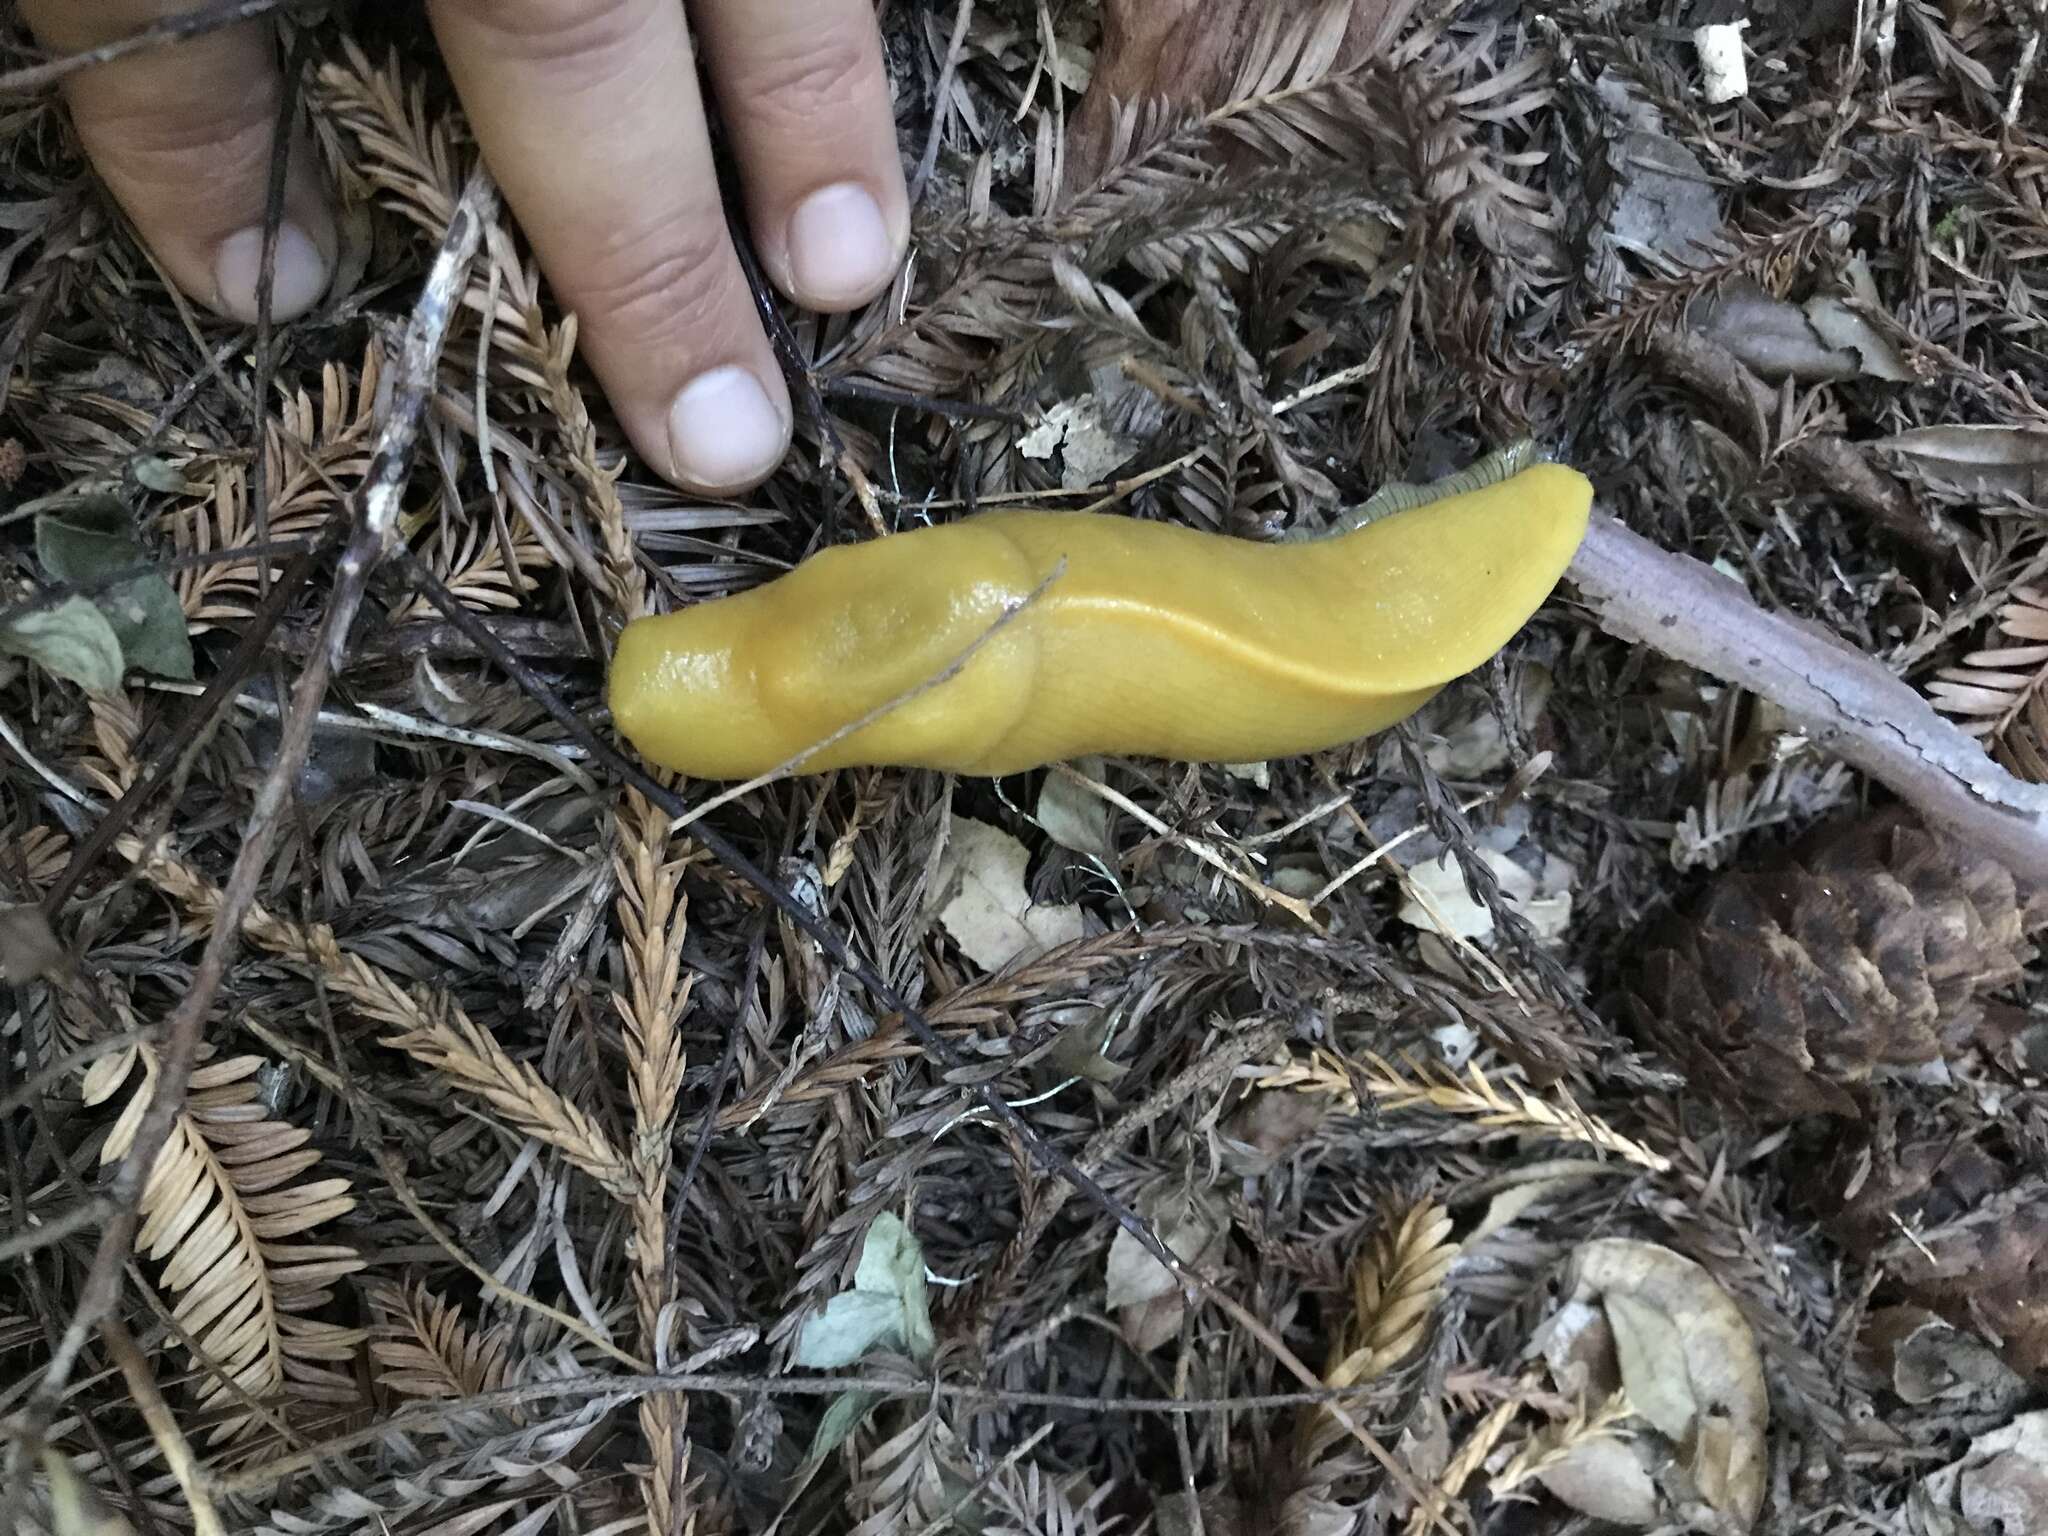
<box><xmin>934</xmin><ymin>817</ymin><xmax>1087</xmax><ymax>970</ymax></box>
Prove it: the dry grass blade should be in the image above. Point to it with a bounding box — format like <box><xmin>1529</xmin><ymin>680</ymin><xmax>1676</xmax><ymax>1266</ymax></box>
<box><xmin>1258</xmin><ymin>1049</ymin><xmax>1671</xmax><ymax>1172</ymax></box>
<box><xmin>90</xmin><ymin>1047</ymin><xmax>363</xmax><ymax>1442</ymax></box>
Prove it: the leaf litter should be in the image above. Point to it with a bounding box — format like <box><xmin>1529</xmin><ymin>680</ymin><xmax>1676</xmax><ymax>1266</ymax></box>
<box><xmin>4</xmin><ymin>1</ymin><xmax>2048</xmax><ymax>1533</ymax></box>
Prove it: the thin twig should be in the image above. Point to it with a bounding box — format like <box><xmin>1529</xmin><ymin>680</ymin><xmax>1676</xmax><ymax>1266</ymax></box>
<box><xmin>911</xmin><ymin>0</ymin><xmax>977</xmax><ymax>205</ymax></box>
<box><xmin>100</xmin><ymin>1315</ymin><xmax>227</xmax><ymax>1536</ymax></box>
<box><xmin>216</xmin><ymin>1367</ymin><xmax>1446</xmax><ymax>1496</ymax></box>
<box><xmin>0</xmin><ymin>0</ymin><xmax>300</xmax><ymax>96</ymax></box>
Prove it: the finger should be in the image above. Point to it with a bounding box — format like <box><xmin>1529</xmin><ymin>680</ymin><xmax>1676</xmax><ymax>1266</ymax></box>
<box><xmin>20</xmin><ymin>1</ymin><xmax>336</xmax><ymax>322</ymax></box>
<box><xmin>692</xmin><ymin>0</ymin><xmax>909</xmax><ymax>313</ymax></box>
<box><xmin>426</xmin><ymin>0</ymin><xmax>791</xmax><ymax>495</ymax></box>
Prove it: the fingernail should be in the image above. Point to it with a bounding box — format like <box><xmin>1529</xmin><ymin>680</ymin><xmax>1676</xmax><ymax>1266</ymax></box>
<box><xmin>786</xmin><ymin>182</ymin><xmax>895</xmax><ymax>308</ymax></box>
<box><xmin>213</xmin><ymin>222</ymin><xmax>329</xmax><ymax>322</ymax></box>
<box><xmin>667</xmin><ymin>367</ymin><xmax>787</xmax><ymax>490</ymax></box>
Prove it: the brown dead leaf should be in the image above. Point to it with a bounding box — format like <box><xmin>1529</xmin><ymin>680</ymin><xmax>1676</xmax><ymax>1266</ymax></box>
<box><xmin>1534</xmin><ymin>1432</ymin><xmax>1662</xmax><ymax>1526</ymax></box>
<box><xmin>1531</xmin><ymin>1239</ymin><xmax>1769</xmax><ymax>1530</ymax></box>
<box><xmin>1875</xmin><ymin>425</ymin><xmax>2048</xmax><ymax>500</ymax></box>
<box><xmin>0</xmin><ymin>904</ymin><xmax>65</xmax><ymax>983</ymax></box>
<box><xmin>1219</xmin><ymin>1085</ymin><xmax>1333</xmax><ymax>1174</ymax></box>
<box><xmin>1803</xmin><ymin>257</ymin><xmax>1914</xmax><ymax>382</ymax></box>
<box><xmin>1858</xmin><ymin>1307</ymin><xmax>2026</xmax><ymax>1409</ymax></box>
<box><xmin>1923</xmin><ymin>1411</ymin><xmax>2048</xmax><ymax>1536</ymax></box>
<box><xmin>1107</xmin><ymin>1192</ymin><xmax>1225</xmax><ymax>1353</ymax></box>
<box><xmin>1696</xmin><ymin>281</ymin><xmax>1863</xmax><ymax>384</ymax></box>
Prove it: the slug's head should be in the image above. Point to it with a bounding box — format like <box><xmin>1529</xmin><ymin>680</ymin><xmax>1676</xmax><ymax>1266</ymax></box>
<box><xmin>609</xmin><ymin>522</ymin><xmax>1043</xmax><ymax>779</ymax></box>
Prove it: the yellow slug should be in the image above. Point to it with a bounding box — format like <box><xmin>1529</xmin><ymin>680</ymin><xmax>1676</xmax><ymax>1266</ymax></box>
<box><xmin>609</xmin><ymin>462</ymin><xmax>1592</xmax><ymax>779</ymax></box>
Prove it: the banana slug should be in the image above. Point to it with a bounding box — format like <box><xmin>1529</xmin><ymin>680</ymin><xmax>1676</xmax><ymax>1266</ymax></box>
<box><xmin>608</xmin><ymin>462</ymin><xmax>1592</xmax><ymax>779</ymax></box>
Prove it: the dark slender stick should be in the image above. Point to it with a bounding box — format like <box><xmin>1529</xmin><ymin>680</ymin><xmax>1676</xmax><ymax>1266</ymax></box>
<box><xmin>0</xmin><ymin>0</ymin><xmax>302</xmax><ymax>96</ymax></box>
<box><xmin>817</xmin><ymin>377</ymin><xmax>1026</xmax><ymax>424</ymax></box>
<box><xmin>666</xmin><ymin>874</ymin><xmax>773</xmax><ymax>1288</ymax></box>
<box><xmin>248</xmin><ymin>23</ymin><xmax>314</xmax><ymax>607</ymax></box>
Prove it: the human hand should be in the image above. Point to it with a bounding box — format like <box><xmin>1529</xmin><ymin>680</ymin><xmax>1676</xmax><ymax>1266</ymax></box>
<box><xmin>22</xmin><ymin>1</ymin><xmax>910</xmax><ymax>494</ymax></box>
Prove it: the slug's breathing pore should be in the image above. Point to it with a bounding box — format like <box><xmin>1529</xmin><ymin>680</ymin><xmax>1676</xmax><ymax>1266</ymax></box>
<box><xmin>609</xmin><ymin>462</ymin><xmax>1593</xmax><ymax>779</ymax></box>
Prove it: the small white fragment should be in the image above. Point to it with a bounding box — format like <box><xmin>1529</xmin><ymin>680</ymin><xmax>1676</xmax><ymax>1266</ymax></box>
<box><xmin>1221</xmin><ymin>760</ymin><xmax>1270</xmax><ymax>789</ymax></box>
<box><xmin>1431</xmin><ymin>1020</ymin><xmax>1480</xmax><ymax>1068</ymax></box>
<box><xmin>1016</xmin><ymin>397</ymin><xmax>1139</xmax><ymax>489</ymax></box>
<box><xmin>1694</xmin><ymin>21</ymin><xmax>1749</xmax><ymax>105</ymax></box>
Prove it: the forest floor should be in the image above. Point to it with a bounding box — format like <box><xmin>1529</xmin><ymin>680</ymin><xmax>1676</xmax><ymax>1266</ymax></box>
<box><xmin>4</xmin><ymin>1</ymin><xmax>2048</xmax><ymax>1533</ymax></box>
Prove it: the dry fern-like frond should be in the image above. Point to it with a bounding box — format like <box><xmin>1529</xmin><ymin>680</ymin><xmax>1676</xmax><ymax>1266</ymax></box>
<box><xmin>311</xmin><ymin>40</ymin><xmax>465</xmax><ymax>243</ymax></box>
<box><xmin>848</xmin><ymin>1407</ymin><xmax>968</xmax><ymax>1536</ymax></box>
<box><xmin>836</xmin><ymin>22</ymin><xmax>1459</xmax><ymax>423</ymax></box>
<box><xmin>376</xmin><ymin>994</ymin><xmax>637</xmax><ymax>1203</ymax></box>
<box><xmin>1334</xmin><ymin>1200</ymin><xmax>1456</xmax><ymax>1378</ymax></box>
<box><xmin>115</xmin><ymin>825</ymin><xmax>637</xmax><ymax>1202</ymax></box>
<box><xmin>317</xmin><ymin>46</ymin><xmax>633</xmax><ymax>614</ymax></box>
<box><xmin>1489</xmin><ymin>1387</ymin><xmax>1635</xmax><ymax>1497</ymax></box>
<box><xmin>1296</xmin><ymin>1199</ymin><xmax>1456</xmax><ymax>1462</ymax></box>
<box><xmin>91</xmin><ymin>1046</ymin><xmax>363</xmax><ymax>1442</ymax></box>
<box><xmin>162</xmin><ymin>348</ymin><xmax>380</xmax><ymax>629</ymax></box>
<box><xmin>1929</xmin><ymin>586</ymin><xmax>2048</xmax><ymax>781</ymax></box>
<box><xmin>394</xmin><ymin>498</ymin><xmax>546</xmax><ymax>617</ymax></box>
<box><xmin>613</xmin><ymin>788</ymin><xmax>696</xmax><ymax>1531</ymax></box>
<box><xmin>1257</xmin><ymin>1050</ymin><xmax>1671</xmax><ymax>1172</ymax></box>
<box><xmin>15</xmin><ymin>823</ymin><xmax>69</xmax><ymax>891</ymax></box>
<box><xmin>365</xmin><ymin>1278</ymin><xmax>518</xmax><ymax>1404</ymax></box>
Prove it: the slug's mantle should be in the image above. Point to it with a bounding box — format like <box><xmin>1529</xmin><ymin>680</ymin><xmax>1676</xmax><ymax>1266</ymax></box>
<box><xmin>609</xmin><ymin>463</ymin><xmax>1593</xmax><ymax>778</ymax></box>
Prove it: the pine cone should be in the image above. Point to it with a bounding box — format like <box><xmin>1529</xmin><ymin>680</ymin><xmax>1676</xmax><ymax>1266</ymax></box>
<box><xmin>1629</xmin><ymin>810</ymin><xmax>2039</xmax><ymax>1120</ymax></box>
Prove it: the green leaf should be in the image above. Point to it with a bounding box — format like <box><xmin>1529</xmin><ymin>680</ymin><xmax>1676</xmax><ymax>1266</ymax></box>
<box><xmin>854</xmin><ymin>1211</ymin><xmax>934</xmax><ymax>1364</ymax></box>
<box><xmin>792</xmin><ymin>1292</ymin><xmax>901</xmax><ymax>1369</ymax></box>
<box><xmin>793</xmin><ymin>1212</ymin><xmax>938</xmax><ymax>1369</ymax></box>
<box><xmin>127</xmin><ymin>455</ymin><xmax>191</xmax><ymax>494</ymax></box>
<box><xmin>0</xmin><ymin>597</ymin><xmax>124</xmax><ymax>695</ymax></box>
<box><xmin>35</xmin><ymin>498</ymin><xmax>193</xmax><ymax>680</ymax></box>
<box><xmin>804</xmin><ymin>1389</ymin><xmax>879</xmax><ymax>1465</ymax></box>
